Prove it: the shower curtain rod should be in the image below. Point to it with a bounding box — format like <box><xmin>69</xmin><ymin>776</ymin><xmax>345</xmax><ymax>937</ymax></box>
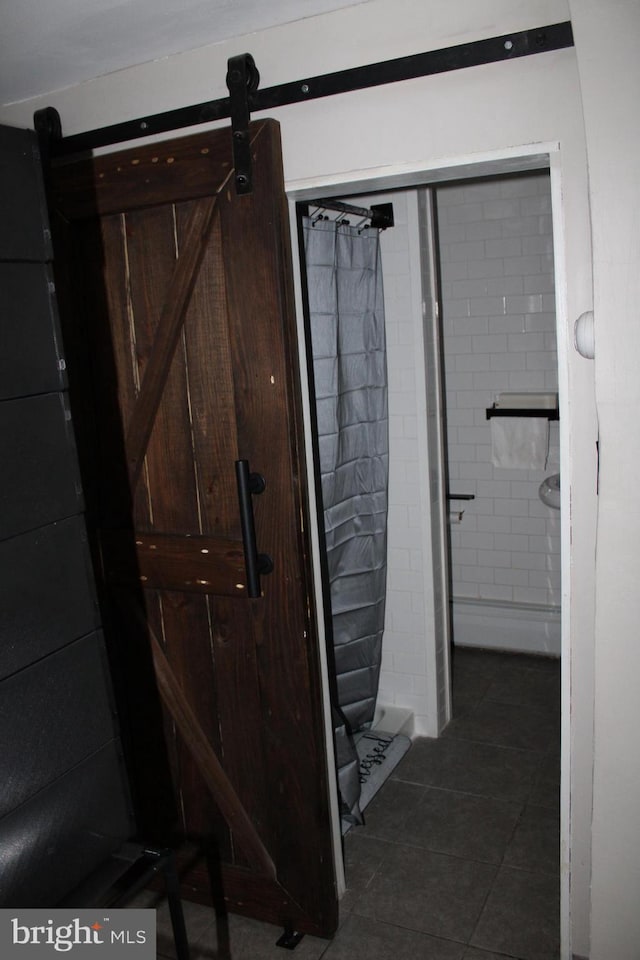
<box><xmin>35</xmin><ymin>21</ymin><xmax>573</xmax><ymax>159</ymax></box>
<box><xmin>311</xmin><ymin>199</ymin><xmax>394</xmax><ymax>230</ymax></box>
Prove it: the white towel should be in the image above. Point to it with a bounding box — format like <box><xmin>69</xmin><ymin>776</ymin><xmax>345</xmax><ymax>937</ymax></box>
<box><xmin>491</xmin><ymin>417</ymin><xmax>549</xmax><ymax>470</ymax></box>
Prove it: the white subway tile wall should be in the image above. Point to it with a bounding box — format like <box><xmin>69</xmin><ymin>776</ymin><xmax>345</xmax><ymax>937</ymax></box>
<box><xmin>436</xmin><ymin>173</ymin><xmax>561</xmax><ymax>609</ymax></box>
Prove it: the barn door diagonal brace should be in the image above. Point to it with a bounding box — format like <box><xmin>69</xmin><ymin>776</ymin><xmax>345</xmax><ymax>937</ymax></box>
<box><xmin>35</xmin><ymin>22</ymin><xmax>574</xmax><ymax>159</ymax></box>
<box><xmin>125</xmin><ymin>195</ymin><xmax>219</xmax><ymax>490</ymax></box>
<box><xmin>120</xmin><ymin>594</ymin><xmax>277</xmax><ymax>880</ymax></box>
<box><xmin>226</xmin><ymin>53</ymin><xmax>260</xmax><ymax>195</ymax></box>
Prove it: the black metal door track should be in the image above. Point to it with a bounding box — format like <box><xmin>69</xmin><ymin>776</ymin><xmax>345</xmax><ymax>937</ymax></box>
<box><xmin>35</xmin><ymin>20</ymin><xmax>573</xmax><ymax>177</ymax></box>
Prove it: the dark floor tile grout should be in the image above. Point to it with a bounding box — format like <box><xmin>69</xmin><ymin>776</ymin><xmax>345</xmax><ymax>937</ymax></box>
<box><xmin>497</xmin><ymin>860</ymin><xmax>561</xmax><ymax>879</ymax></box>
<box><xmin>391</xmin><ymin>780</ymin><xmax>529</xmax><ymax>800</ymax></box>
<box><xmin>152</xmin><ymin>648</ymin><xmax>561</xmax><ymax>959</ymax></box>
<box><xmin>466</xmin><ymin>859</ymin><xmax>502</xmax><ymax>953</ymax></box>
<box><xmin>354</xmin><ymin>913</ymin><xmax>471</xmax><ymax>948</ymax></box>
<box><xmin>357</xmin><ymin>830</ymin><xmax>517</xmax><ymax>869</ymax></box>
<box><xmin>457</xmin><ymin>647</ymin><xmax>561</xmax><ymax>956</ymax></box>
<box><xmin>442</xmin><ymin>733</ymin><xmax>552</xmax><ymax>753</ymax></box>
<box><xmin>355</xmin><ymin>646</ymin><xmax>561</xmax><ymax>958</ymax></box>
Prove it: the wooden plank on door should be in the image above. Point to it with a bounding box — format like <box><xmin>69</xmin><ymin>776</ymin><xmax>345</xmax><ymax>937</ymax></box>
<box><xmin>49</xmin><ymin>120</ymin><xmax>338</xmax><ymax>937</ymax></box>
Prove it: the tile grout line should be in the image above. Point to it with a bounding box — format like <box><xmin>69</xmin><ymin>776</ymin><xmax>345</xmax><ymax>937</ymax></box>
<box><xmin>458</xmin><ymin>648</ymin><xmax>560</xmax><ymax>956</ymax></box>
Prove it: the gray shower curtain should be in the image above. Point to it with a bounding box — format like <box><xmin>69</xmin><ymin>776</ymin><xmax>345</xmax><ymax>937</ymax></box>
<box><xmin>303</xmin><ymin>214</ymin><xmax>389</xmax><ymax>734</ymax></box>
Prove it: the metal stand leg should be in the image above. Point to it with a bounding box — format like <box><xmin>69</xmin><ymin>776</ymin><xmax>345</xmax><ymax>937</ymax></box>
<box><xmin>276</xmin><ymin>928</ymin><xmax>305</xmax><ymax>950</ymax></box>
<box><xmin>162</xmin><ymin>851</ymin><xmax>190</xmax><ymax>960</ymax></box>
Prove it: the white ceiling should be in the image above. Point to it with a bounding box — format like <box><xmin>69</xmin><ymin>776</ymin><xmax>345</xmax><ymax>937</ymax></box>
<box><xmin>0</xmin><ymin>0</ymin><xmax>367</xmax><ymax>105</ymax></box>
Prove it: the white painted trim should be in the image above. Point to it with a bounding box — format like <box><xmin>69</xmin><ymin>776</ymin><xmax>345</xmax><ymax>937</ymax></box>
<box><xmin>286</xmin><ymin>141</ymin><xmax>571</xmax><ymax>945</ymax></box>
<box><xmin>406</xmin><ymin>190</ymin><xmax>441</xmax><ymax>737</ymax></box>
<box><xmin>452</xmin><ymin>599</ymin><xmax>561</xmax><ymax>657</ymax></box>
<box><xmin>418</xmin><ymin>186</ymin><xmax>454</xmax><ymax>733</ymax></box>
<box><xmin>549</xmin><ymin>148</ymin><xmax>572</xmax><ymax>960</ymax></box>
<box><xmin>286</xmin><ymin>142</ymin><xmax>559</xmax><ymax>200</ymax></box>
<box><xmin>286</xmin><ymin>199</ymin><xmax>346</xmax><ymax>899</ymax></box>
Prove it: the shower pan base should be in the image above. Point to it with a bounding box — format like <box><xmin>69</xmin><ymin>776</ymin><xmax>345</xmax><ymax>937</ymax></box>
<box><xmin>371</xmin><ymin>704</ymin><xmax>414</xmax><ymax>737</ymax></box>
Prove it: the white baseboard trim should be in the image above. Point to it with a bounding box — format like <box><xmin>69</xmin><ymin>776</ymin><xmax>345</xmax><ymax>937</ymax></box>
<box><xmin>412</xmin><ymin>715</ymin><xmax>435</xmax><ymax>739</ymax></box>
<box><xmin>452</xmin><ymin>598</ymin><xmax>561</xmax><ymax>657</ymax></box>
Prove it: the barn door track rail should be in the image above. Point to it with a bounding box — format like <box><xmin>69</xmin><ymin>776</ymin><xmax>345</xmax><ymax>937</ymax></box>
<box><xmin>35</xmin><ymin>20</ymin><xmax>573</xmax><ymax>190</ymax></box>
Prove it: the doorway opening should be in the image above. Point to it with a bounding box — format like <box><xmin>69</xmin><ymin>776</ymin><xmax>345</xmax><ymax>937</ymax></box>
<box><xmin>292</xmin><ymin>163</ymin><xmax>563</xmax><ymax>914</ymax></box>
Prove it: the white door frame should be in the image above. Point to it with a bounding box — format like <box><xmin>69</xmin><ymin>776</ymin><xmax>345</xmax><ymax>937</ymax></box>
<box><xmin>287</xmin><ymin>140</ymin><xmax>573</xmax><ymax>956</ymax></box>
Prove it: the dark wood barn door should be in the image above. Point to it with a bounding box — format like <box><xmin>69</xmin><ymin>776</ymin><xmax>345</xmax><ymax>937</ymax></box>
<box><xmin>48</xmin><ymin>120</ymin><xmax>337</xmax><ymax>937</ymax></box>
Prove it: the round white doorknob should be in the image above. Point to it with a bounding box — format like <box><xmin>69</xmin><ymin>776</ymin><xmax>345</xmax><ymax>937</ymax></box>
<box><xmin>574</xmin><ymin>310</ymin><xmax>595</xmax><ymax>359</ymax></box>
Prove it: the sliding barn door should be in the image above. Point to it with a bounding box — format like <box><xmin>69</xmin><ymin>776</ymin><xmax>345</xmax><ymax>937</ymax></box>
<box><xmin>48</xmin><ymin>120</ymin><xmax>337</xmax><ymax>937</ymax></box>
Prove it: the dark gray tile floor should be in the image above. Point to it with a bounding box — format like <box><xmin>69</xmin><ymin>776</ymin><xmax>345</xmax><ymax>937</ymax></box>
<box><xmin>145</xmin><ymin>646</ymin><xmax>561</xmax><ymax>959</ymax></box>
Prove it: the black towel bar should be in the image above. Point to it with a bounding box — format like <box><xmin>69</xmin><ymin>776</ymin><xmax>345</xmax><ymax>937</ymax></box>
<box><xmin>485</xmin><ymin>407</ymin><xmax>559</xmax><ymax>420</ymax></box>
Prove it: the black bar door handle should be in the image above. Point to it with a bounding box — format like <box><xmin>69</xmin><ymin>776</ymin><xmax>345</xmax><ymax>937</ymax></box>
<box><xmin>235</xmin><ymin>459</ymin><xmax>274</xmax><ymax>598</ymax></box>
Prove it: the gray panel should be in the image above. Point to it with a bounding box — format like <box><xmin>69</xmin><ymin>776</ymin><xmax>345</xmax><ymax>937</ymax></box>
<box><xmin>0</xmin><ymin>632</ymin><xmax>118</xmax><ymax>818</ymax></box>
<box><xmin>0</xmin><ymin>124</ymin><xmax>134</xmax><ymax>913</ymax></box>
<box><xmin>0</xmin><ymin>392</ymin><xmax>83</xmax><ymax>540</ymax></box>
<box><xmin>304</xmin><ymin>217</ymin><xmax>389</xmax><ymax>734</ymax></box>
<box><xmin>0</xmin><ymin>125</ymin><xmax>51</xmax><ymax>263</ymax></box>
<box><xmin>0</xmin><ymin>741</ymin><xmax>134</xmax><ymax>907</ymax></box>
<box><xmin>0</xmin><ymin>263</ymin><xmax>67</xmax><ymax>400</ymax></box>
<box><xmin>0</xmin><ymin>517</ymin><xmax>100</xmax><ymax>680</ymax></box>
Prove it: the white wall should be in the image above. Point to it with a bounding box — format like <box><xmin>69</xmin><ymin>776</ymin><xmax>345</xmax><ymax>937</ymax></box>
<box><xmin>0</xmin><ymin>1</ymin><xmax>599</xmax><ymax>954</ymax></box>
<box><xmin>368</xmin><ymin>191</ymin><xmax>439</xmax><ymax>735</ymax></box>
<box><xmin>417</xmin><ymin>188</ymin><xmax>453</xmax><ymax>737</ymax></box>
<box><xmin>569</xmin><ymin>2</ymin><xmax>640</xmax><ymax>957</ymax></box>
